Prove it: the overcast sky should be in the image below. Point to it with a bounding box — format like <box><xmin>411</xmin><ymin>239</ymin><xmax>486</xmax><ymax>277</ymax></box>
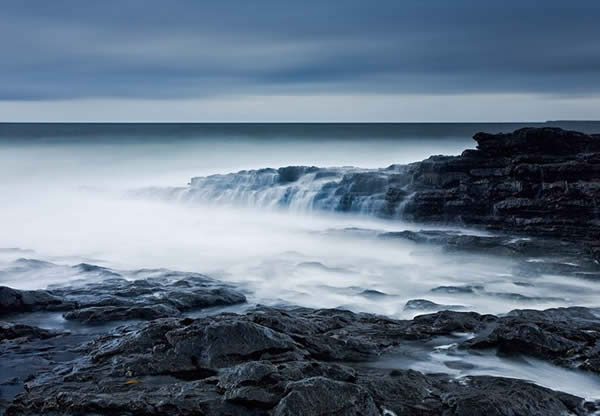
<box><xmin>1</xmin><ymin>1</ymin><xmax>599</xmax><ymax>121</ymax></box>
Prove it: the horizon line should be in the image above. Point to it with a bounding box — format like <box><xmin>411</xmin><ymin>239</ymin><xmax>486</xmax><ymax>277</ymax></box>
<box><xmin>1</xmin><ymin>120</ymin><xmax>600</xmax><ymax>124</ymax></box>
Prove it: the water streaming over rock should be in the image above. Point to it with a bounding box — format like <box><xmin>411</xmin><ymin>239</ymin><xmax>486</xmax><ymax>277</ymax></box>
<box><xmin>136</xmin><ymin>165</ymin><xmax>416</xmax><ymax>217</ymax></box>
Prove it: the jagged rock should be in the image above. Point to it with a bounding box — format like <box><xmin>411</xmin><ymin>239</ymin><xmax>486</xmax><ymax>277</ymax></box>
<box><xmin>0</xmin><ymin>264</ymin><xmax>247</xmax><ymax>324</ymax></box>
<box><xmin>464</xmin><ymin>307</ymin><xmax>600</xmax><ymax>373</ymax></box>
<box><xmin>440</xmin><ymin>376</ymin><xmax>589</xmax><ymax>416</ymax></box>
<box><xmin>62</xmin><ymin>304</ymin><xmax>182</xmax><ymax>323</ymax></box>
<box><xmin>277</xmin><ymin>166</ymin><xmax>319</xmax><ymax>183</ymax></box>
<box><xmin>0</xmin><ymin>286</ymin><xmax>73</xmax><ymax>316</ymax></box>
<box><xmin>0</xmin><ymin>322</ymin><xmax>61</xmax><ymax>342</ymax></box>
<box><xmin>273</xmin><ymin>376</ymin><xmax>380</xmax><ymax>416</ymax></box>
<box><xmin>402</xmin><ymin>310</ymin><xmax>496</xmax><ymax>340</ymax></box>
<box><xmin>4</xmin><ymin>306</ymin><xmax>598</xmax><ymax>415</ymax></box>
<box><xmin>402</xmin><ymin>128</ymin><xmax>600</xmax><ymax>253</ymax></box>
<box><xmin>473</xmin><ymin>127</ymin><xmax>600</xmax><ymax>156</ymax></box>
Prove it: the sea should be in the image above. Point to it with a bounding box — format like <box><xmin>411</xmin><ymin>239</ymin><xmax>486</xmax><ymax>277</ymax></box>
<box><xmin>2</xmin><ymin>121</ymin><xmax>600</xmax><ymax>397</ymax></box>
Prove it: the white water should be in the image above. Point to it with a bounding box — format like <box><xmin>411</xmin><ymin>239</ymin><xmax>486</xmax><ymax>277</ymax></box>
<box><xmin>1</xmin><ymin>130</ymin><xmax>600</xmax><ymax>398</ymax></box>
<box><xmin>0</xmin><ymin>134</ymin><xmax>599</xmax><ymax>318</ymax></box>
<box><xmin>137</xmin><ymin>166</ymin><xmax>397</xmax><ymax>215</ymax></box>
<box><xmin>2</xmin><ymin>185</ymin><xmax>600</xmax><ymax>318</ymax></box>
<box><xmin>371</xmin><ymin>339</ymin><xmax>600</xmax><ymax>400</ymax></box>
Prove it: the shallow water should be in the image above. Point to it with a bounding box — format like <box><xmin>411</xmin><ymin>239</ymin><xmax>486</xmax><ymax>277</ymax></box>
<box><xmin>369</xmin><ymin>335</ymin><xmax>600</xmax><ymax>400</ymax></box>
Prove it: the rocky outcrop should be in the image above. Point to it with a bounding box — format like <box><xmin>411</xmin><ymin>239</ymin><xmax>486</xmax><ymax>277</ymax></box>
<box><xmin>0</xmin><ymin>287</ymin><xmax>74</xmax><ymax>315</ymax></box>
<box><xmin>4</xmin><ymin>306</ymin><xmax>599</xmax><ymax>415</ymax></box>
<box><xmin>0</xmin><ymin>322</ymin><xmax>61</xmax><ymax>342</ymax></box>
<box><xmin>464</xmin><ymin>307</ymin><xmax>600</xmax><ymax>373</ymax></box>
<box><xmin>0</xmin><ymin>264</ymin><xmax>246</xmax><ymax>323</ymax></box>
<box><xmin>401</xmin><ymin>128</ymin><xmax>600</xmax><ymax>256</ymax></box>
<box><xmin>151</xmin><ymin>127</ymin><xmax>600</xmax><ymax>257</ymax></box>
<box><xmin>403</xmin><ymin>299</ymin><xmax>465</xmax><ymax>312</ymax></box>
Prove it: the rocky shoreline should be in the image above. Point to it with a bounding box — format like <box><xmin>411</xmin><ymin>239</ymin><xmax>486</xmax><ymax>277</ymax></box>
<box><xmin>2</xmin><ymin>127</ymin><xmax>600</xmax><ymax>415</ymax></box>
<box><xmin>2</xmin><ymin>277</ymin><xmax>600</xmax><ymax>415</ymax></box>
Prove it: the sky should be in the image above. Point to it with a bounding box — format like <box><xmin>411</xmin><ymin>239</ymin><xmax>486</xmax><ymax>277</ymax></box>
<box><xmin>1</xmin><ymin>1</ymin><xmax>599</xmax><ymax>122</ymax></box>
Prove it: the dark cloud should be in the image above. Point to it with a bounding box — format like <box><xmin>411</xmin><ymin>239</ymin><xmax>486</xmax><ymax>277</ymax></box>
<box><xmin>1</xmin><ymin>0</ymin><xmax>599</xmax><ymax>100</ymax></box>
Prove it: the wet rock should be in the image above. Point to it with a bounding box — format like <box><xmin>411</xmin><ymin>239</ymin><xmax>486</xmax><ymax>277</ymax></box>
<box><xmin>402</xmin><ymin>310</ymin><xmax>496</xmax><ymax>340</ymax></box>
<box><xmin>464</xmin><ymin>307</ymin><xmax>600</xmax><ymax>373</ymax></box>
<box><xmin>273</xmin><ymin>376</ymin><xmax>379</xmax><ymax>416</ymax></box>
<box><xmin>359</xmin><ymin>369</ymin><xmax>444</xmax><ymax>415</ymax></box>
<box><xmin>0</xmin><ymin>264</ymin><xmax>247</xmax><ymax>324</ymax></box>
<box><xmin>441</xmin><ymin>376</ymin><xmax>590</xmax><ymax>416</ymax></box>
<box><xmin>431</xmin><ymin>285</ymin><xmax>483</xmax><ymax>294</ymax></box>
<box><xmin>0</xmin><ymin>287</ymin><xmax>73</xmax><ymax>316</ymax></box>
<box><xmin>473</xmin><ymin>127</ymin><xmax>600</xmax><ymax>156</ymax></box>
<box><xmin>380</xmin><ymin>229</ymin><xmax>590</xmax><ymax>262</ymax></box>
<box><xmin>0</xmin><ymin>322</ymin><xmax>61</xmax><ymax>342</ymax></box>
<box><xmin>404</xmin><ymin>299</ymin><xmax>465</xmax><ymax>312</ymax></box>
<box><xmin>277</xmin><ymin>166</ymin><xmax>319</xmax><ymax>183</ymax></box>
<box><xmin>4</xmin><ymin>306</ymin><xmax>598</xmax><ymax>415</ymax></box>
<box><xmin>72</xmin><ymin>263</ymin><xmax>121</xmax><ymax>277</ymax></box>
<box><xmin>483</xmin><ymin>292</ymin><xmax>564</xmax><ymax>302</ymax></box>
<box><xmin>219</xmin><ymin>361</ymin><xmax>282</xmax><ymax>407</ymax></box>
<box><xmin>165</xmin><ymin>127</ymin><xmax>600</xmax><ymax>257</ymax></box>
<box><xmin>359</xmin><ymin>289</ymin><xmax>388</xmax><ymax>298</ymax></box>
<box><xmin>62</xmin><ymin>304</ymin><xmax>182</xmax><ymax>324</ymax></box>
<box><xmin>402</xmin><ymin>128</ymin><xmax>600</xmax><ymax>253</ymax></box>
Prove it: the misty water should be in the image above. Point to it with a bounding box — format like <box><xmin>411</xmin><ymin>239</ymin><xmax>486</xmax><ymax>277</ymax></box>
<box><xmin>1</xmin><ymin>123</ymin><xmax>600</xmax><ymax>398</ymax></box>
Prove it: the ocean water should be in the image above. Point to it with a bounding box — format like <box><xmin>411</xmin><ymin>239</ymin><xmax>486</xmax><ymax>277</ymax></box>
<box><xmin>1</xmin><ymin>122</ymin><xmax>600</xmax><ymax>319</ymax></box>
<box><xmin>3</xmin><ymin>122</ymin><xmax>600</xmax><ymax>397</ymax></box>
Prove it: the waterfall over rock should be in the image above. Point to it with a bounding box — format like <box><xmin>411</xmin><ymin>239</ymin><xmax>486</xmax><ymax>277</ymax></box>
<box><xmin>136</xmin><ymin>128</ymin><xmax>600</xmax><ymax>260</ymax></box>
<box><xmin>141</xmin><ymin>165</ymin><xmax>415</xmax><ymax>217</ymax></box>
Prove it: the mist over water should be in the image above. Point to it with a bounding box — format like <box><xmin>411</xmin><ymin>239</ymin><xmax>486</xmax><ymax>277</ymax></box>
<box><xmin>2</xmin><ymin>123</ymin><xmax>600</xmax><ymax>397</ymax></box>
<box><xmin>1</xmin><ymin>123</ymin><xmax>600</xmax><ymax>315</ymax></box>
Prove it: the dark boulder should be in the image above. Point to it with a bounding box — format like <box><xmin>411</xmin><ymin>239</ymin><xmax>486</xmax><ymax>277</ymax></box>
<box><xmin>62</xmin><ymin>304</ymin><xmax>182</xmax><ymax>324</ymax></box>
<box><xmin>0</xmin><ymin>286</ymin><xmax>73</xmax><ymax>316</ymax></box>
<box><xmin>441</xmin><ymin>376</ymin><xmax>589</xmax><ymax>416</ymax></box>
<box><xmin>0</xmin><ymin>322</ymin><xmax>61</xmax><ymax>342</ymax></box>
<box><xmin>273</xmin><ymin>376</ymin><xmax>380</xmax><ymax>416</ymax></box>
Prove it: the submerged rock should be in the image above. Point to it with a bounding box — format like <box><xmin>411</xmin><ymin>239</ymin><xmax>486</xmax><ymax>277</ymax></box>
<box><xmin>440</xmin><ymin>376</ymin><xmax>589</xmax><ymax>416</ymax></box>
<box><xmin>0</xmin><ymin>263</ymin><xmax>247</xmax><ymax>324</ymax></box>
<box><xmin>465</xmin><ymin>306</ymin><xmax>600</xmax><ymax>373</ymax></box>
<box><xmin>404</xmin><ymin>299</ymin><xmax>465</xmax><ymax>312</ymax></box>
<box><xmin>0</xmin><ymin>286</ymin><xmax>73</xmax><ymax>316</ymax></box>
<box><xmin>0</xmin><ymin>322</ymin><xmax>62</xmax><ymax>342</ymax></box>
